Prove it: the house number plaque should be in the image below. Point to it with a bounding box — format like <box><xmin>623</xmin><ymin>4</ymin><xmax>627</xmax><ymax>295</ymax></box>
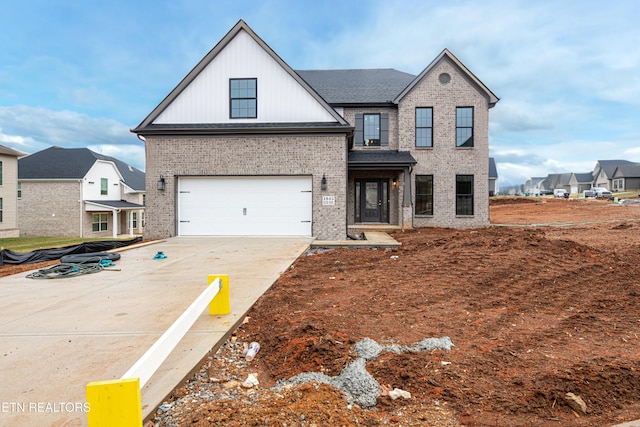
<box><xmin>322</xmin><ymin>196</ymin><xmax>335</xmax><ymax>206</ymax></box>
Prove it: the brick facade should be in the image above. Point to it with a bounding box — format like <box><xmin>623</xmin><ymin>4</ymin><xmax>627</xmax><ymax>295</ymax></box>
<box><xmin>18</xmin><ymin>181</ymin><xmax>82</xmax><ymax>237</ymax></box>
<box><xmin>397</xmin><ymin>59</ymin><xmax>490</xmax><ymax>228</ymax></box>
<box><xmin>144</xmin><ymin>134</ymin><xmax>347</xmax><ymax>241</ymax></box>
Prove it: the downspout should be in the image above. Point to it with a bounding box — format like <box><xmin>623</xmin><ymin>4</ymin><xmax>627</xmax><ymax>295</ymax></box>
<box><xmin>79</xmin><ymin>180</ymin><xmax>84</xmax><ymax>238</ymax></box>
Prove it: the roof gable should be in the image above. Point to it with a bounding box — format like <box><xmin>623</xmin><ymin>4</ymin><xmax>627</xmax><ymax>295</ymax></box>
<box><xmin>613</xmin><ymin>163</ymin><xmax>640</xmax><ymax>178</ymax></box>
<box><xmin>133</xmin><ymin>20</ymin><xmax>347</xmax><ymax>132</ymax></box>
<box><xmin>594</xmin><ymin>159</ymin><xmax>637</xmax><ymax>178</ymax></box>
<box><xmin>18</xmin><ymin>147</ymin><xmax>145</xmax><ymax>191</ymax></box>
<box><xmin>394</xmin><ymin>49</ymin><xmax>499</xmax><ymax>107</ymax></box>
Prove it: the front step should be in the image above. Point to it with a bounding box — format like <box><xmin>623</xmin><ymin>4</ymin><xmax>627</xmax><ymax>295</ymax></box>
<box><xmin>348</xmin><ymin>224</ymin><xmax>404</xmax><ymax>234</ymax></box>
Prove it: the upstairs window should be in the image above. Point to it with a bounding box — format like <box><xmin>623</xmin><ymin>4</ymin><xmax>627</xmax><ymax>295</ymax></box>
<box><xmin>17</xmin><ymin>182</ymin><xmax>21</xmax><ymax>199</ymax></box>
<box><xmin>100</xmin><ymin>178</ymin><xmax>108</xmax><ymax>195</ymax></box>
<box><xmin>230</xmin><ymin>78</ymin><xmax>257</xmax><ymax>118</ymax></box>
<box><xmin>416</xmin><ymin>108</ymin><xmax>433</xmax><ymax>148</ymax></box>
<box><xmin>363</xmin><ymin>114</ymin><xmax>380</xmax><ymax>146</ymax></box>
<box><xmin>456</xmin><ymin>107</ymin><xmax>474</xmax><ymax>147</ymax></box>
<box><xmin>354</xmin><ymin>113</ymin><xmax>388</xmax><ymax>147</ymax></box>
<box><xmin>0</xmin><ymin>161</ymin><xmax>3</xmax><ymax>185</ymax></box>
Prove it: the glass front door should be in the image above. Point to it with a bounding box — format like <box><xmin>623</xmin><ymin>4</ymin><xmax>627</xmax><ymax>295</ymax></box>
<box><xmin>356</xmin><ymin>179</ymin><xmax>389</xmax><ymax>223</ymax></box>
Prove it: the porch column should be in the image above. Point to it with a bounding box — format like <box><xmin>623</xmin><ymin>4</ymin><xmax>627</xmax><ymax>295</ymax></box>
<box><xmin>112</xmin><ymin>209</ymin><xmax>118</xmax><ymax>239</ymax></box>
<box><xmin>129</xmin><ymin>211</ymin><xmax>134</xmax><ymax>237</ymax></box>
<box><xmin>402</xmin><ymin>169</ymin><xmax>411</xmax><ymax>207</ymax></box>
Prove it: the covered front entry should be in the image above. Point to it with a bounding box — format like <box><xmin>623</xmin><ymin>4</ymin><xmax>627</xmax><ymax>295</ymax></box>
<box><xmin>348</xmin><ymin>150</ymin><xmax>417</xmax><ymax>228</ymax></box>
<box><xmin>356</xmin><ymin>179</ymin><xmax>389</xmax><ymax>223</ymax></box>
<box><xmin>177</xmin><ymin>176</ymin><xmax>312</xmax><ymax>236</ymax></box>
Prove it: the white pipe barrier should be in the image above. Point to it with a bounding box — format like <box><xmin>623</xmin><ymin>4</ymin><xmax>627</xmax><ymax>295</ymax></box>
<box><xmin>87</xmin><ymin>274</ymin><xmax>230</xmax><ymax>426</ymax></box>
<box><xmin>122</xmin><ymin>277</ymin><xmax>222</xmax><ymax>388</ymax></box>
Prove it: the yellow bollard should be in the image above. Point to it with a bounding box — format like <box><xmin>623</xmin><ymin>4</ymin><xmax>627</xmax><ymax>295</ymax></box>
<box><xmin>86</xmin><ymin>378</ymin><xmax>141</xmax><ymax>427</ymax></box>
<box><xmin>208</xmin><ymin>274</ymin><xmax>230</xmax><ymax>315</ymax></box>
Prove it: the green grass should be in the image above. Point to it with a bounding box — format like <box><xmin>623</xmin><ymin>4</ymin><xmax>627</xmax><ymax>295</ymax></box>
<box><xmin>0</xmin><ymin>237</ymin><xmax>128</xmax><ymax>252</ymax></box>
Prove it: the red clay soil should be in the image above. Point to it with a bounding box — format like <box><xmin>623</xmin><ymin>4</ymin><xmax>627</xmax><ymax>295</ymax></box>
<box><xmin>158</xmin><ymin>197</ymin><xmax>640</xmax><ymax>426</ymax></box>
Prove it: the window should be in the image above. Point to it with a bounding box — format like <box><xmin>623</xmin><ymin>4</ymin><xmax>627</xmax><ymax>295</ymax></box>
<box><xmin>456</xmin><ymin>175</ymin><xmax>474</xmax><ymax>215</ymax></box>
<box><xmin>416</xmin><ymin>108</ymin><xmax>433</xmax><ymax>147</ymax></box>
<box><xmin>456</xmin><ymin>107</ymin><xmax>473</xmax><ymax>147</ymax></box>
<box><xmin>17</xmin><ymin>182</ymin><xmax>21</xmax><ymax>199</ymax></box>
<box><xmin>230</xmin><ymin>78</ymin><xmax>257</xmax><ymax>118</ymax></box>
<box><xmin>0</xmin><ymin>161</ymin><xmax>3</xmax><ymax>185</ymax></box>
<box><xmin>100</xmin><ymin>178</ymin><xmax>108</xmax><ymax>195</ymax></box>
<box><xmin>363</xmin><ymin>114</ymin><xmax>380</xmax><ymax>146</ymax></box>
<box><xmin>415</xmin><ymin>175</ymin><xmax>433</xmax><ymax>215</ymax></box>
<box><xmin>354</xmin><ymin>113</ymin><xmax>388</xmax><ymax>146</ymax></box>
<box><xmin>92</xmin><ymin>213</ymin><xmax>108</xmax><ymax>231</ymax></box>
<box><xmin>132</xmin><ymin>212</ymin><xmax>138</xmax><ymax>229</ymax></box>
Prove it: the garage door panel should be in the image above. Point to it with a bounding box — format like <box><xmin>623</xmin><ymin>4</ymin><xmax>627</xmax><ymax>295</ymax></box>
<box><xmin>178</xmin><ymin>177</ymin><xmax>312</xmax><ymax>236</ymax></box>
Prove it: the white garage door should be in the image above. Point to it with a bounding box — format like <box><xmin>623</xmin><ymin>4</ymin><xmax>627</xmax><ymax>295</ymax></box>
<box><xmin>178</xmin><ymin>176</ymin><xmax>312</xmax><ymax>236</ymax></box>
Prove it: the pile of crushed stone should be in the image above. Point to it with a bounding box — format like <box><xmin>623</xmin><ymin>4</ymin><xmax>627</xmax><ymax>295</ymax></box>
<box><xmin>276</xmin><ymin>336</ymin><xmax>454</xmax><ymax>408</ymax></box>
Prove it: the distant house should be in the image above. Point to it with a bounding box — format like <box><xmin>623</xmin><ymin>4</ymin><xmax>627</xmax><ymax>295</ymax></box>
<box><xmin>489</xmin><ymin>158</ymin><xmax>498</xmax><ymax>196</ymax></box>
<box><xmin>18</xmin><ymin>147</ymin><xmax>145</xmax><ymax>238</ymax></box>
<box><xmin>523</xmin><ymin>177</ymin><xmax>545</xmax><ymax>196</ymax></box>
<box><xmin>612</xmin><ymin>163</ymin><xmax>640</xmax><ymax>192</ymax></box>
<box><xmin>542</xmin><ymin>173</ymin><xmax>571</xmax><ymax>193</ymax></box>
<box><xmin>592</xmin><ymin>160</ymin><xmax>637</xmax><ymax>190</ymax></box>
<box><xmin>569</xmin><ymin>172</ymin><xmax>593</xmax><ymax>194</ymax></box>
<box><xmin>0</xmin><ymin>145</ymin><xmax>26</xmax><ymax>238</ymax></box>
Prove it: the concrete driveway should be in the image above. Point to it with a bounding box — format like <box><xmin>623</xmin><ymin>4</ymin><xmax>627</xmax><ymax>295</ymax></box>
<box><xmin>0</xmin><ymin>236</ymin><xmax>311</xmax><ymax>426</ymax></box>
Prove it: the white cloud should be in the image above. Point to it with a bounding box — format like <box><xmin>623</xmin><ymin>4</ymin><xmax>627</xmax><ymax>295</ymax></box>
<box><xmin>0</xmin><ymin>105</ymin><xmax>143</xmax><ymax>169</ymax></box>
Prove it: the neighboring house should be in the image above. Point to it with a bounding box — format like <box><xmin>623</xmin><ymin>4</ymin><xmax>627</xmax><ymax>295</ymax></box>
<box><xmin>569</xmin><ymin>172</ymin><xmax>594</xmax><ymax>194</ymax></box>
<box><xmin>592</xmin><ymin>160</ymin><xmax>637</xmax><ymax>190</ymax></box>
<box><xmin>611</xmin><ymin>163</ymin><xmax>640</xmax><ymax>192</ymax></box>
<box><xmin>542</xmin><ymin>173</ymin><xmax>571</xmax><ymax>193</ymax></box>
<box><xmin>524</xmin><ymin>177</ymin><xmax>545</xmax><ymax>196</ymax></box>
<box><xmin>489</xmin><ymin>157</ymin><xmax>498</xmax><ymax>196</ymax></box>
<box><xmin>132</xmin><ymin>20</ymin><xmax>498</xmax><ymax>241</ymax></box>
<box><xmin>0</xmin><ymin>145</ymin><xmax>26</xmax><ymax>238</ymax></box>
<box><xmin>18</xmin><ymin>147</ymin><xmax>145</xmax><ymax>238</ymax></box>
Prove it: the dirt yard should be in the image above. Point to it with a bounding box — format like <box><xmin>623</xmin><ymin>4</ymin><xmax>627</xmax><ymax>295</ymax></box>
<box><xmin>146</xmin><ymin>197</ymin><xmax>640</xmax><ymax>426</ymax></box>
<box><xmin>7</xmin><ymin>197</ymin><xmax>640</xmax><ymax>426</ymax></box>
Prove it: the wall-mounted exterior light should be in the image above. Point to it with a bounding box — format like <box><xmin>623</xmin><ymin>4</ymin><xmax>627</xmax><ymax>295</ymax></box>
<box><xmin>157</xmin><ymin>175</ymin><xmax>166</xmax><ymax>191</ymax></box>
<box><xmin>321</xmin><ymin>175</ymin><xmax>327</xmax><ymax>191</ymax></box>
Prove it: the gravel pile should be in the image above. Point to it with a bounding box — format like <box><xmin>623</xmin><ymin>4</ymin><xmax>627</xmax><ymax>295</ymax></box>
<box><xmin>276</xmin><ymin>336</ymin><xmax>454</xmax><ymax>408</ymax></box>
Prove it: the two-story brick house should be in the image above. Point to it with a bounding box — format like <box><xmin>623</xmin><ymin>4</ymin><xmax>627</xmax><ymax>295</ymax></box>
<box><xmin>133</xmin><ymin>20</ymin><xmax>498</xmax><ymax>241</ymax></box>
<box><xmin>18</xmin><ymin>147</ymin><xmax>145</xmax><ymax>238</ymax></box>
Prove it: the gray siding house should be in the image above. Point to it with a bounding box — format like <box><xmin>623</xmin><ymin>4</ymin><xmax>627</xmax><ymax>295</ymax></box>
<box><xmin>0</xmin><ymin>145</ymin><xmax>25</xmax><ymax>238</ymax></box>
<box><xmin>133</xmin><ymin>20</ymin><xmax>498</xmax><ymax>241</ymax></box>
<box><xmin>18</xmin><ymin>147</ymin><xmax>145</xmax><ymax>238</ymax></box>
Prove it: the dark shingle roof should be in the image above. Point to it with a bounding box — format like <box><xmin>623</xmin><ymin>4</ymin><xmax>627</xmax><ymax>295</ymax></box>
<box><xmin>18</xmin><ymin>146</ymin><xmax>145</xmax><ymax>191</ymax></box>
<box><xmin>613</xmin><ymin>163</ymin><xmax>640</xmax><ymax>178</ymax></box>
<box><xmin>596</xmin><ymin>160</ymin><xmax>637</xmax><ymax>178</ymax></box>
<box><xmin>348</xmin><ymin>150</ymin><xmax>417</xmax><ymax>168</ymax></box>
<box><xmin>296</xmin><ymin>69</ymin><xmax>416</xmax><ymax>104</ymax></box>
<box><xmin>573</xmin><ymin>172</ymin><xmax>594</xmax><ymax>183</ymax></box>
<box><xmin>489</xmin><ymin>157</ymin><xmax>498</xmax><ymax>179</ymax></box>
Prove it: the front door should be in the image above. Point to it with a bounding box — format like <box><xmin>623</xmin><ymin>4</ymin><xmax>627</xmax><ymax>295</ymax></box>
<box><xmin>357</xmin><ymin>179</ymin><xmax>389</xmax><ymax>223</ymax></box>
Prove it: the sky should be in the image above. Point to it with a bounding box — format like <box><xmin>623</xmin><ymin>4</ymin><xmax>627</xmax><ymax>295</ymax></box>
<box><xmin>1</xmin><ymin>0</ymin><xmax>639</xmax><ymax>189</ymax></box>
